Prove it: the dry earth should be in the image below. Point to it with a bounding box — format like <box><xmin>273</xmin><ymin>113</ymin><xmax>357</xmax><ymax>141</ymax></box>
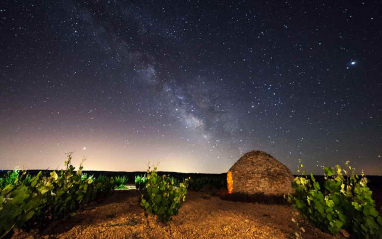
<box><xmin>13</xmin><ymin>190</ymin><xmax>345</xmax><ymax>239</ymax></box>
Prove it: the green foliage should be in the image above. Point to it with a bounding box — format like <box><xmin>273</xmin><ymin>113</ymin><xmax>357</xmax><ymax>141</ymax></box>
<box><xmin>289</xmin><ymin>161</ymin><xmax>382</xmax><ymax>238</ymax></box>
<box><xmin>114</xmin><ymin>176</ymin><xmax>128</xmax><ymax>189</ymax></box>
<box><xmin>94</xmin><ymin>174</ymin><xmax>116</xmax><ymax>196</ymax></box>
<box><xmin>135</xmin><ymin>174</ymin><xmax>147</xmax><ymax>190</ymax></box>
<box><xmin>0</xmin><ymin>169</ymin><xmax>21</xmax><ymax>189</ymax></box>
<box><xmin>188</xmin><ymin>175</ymin><xmax>226</xmax><ymax>191</ymax></box>
<box><xmin>22</xmin><ymin>174</ymin><xmax>33</xmax><ymax>186</ymax></box>
<box><xmin>0</xmin><ymin>153</ymin><xmax>116</xmax><ymax>238</ymax></box>
<box><xmin>169</xmin><ymin>177</ymin><xmax>180</xmax><ymax>187</ymax></box>
<box><xmin>140</xmin><ymin>165</ymin><xmax>189</xmax><ymax>223</ymax></box>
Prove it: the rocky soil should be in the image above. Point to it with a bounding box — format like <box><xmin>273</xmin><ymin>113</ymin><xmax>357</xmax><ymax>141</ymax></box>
<box><xmin>11</xmin><ymin>190</ymin><xmax>346</xmax><ymax>239</ymax></box>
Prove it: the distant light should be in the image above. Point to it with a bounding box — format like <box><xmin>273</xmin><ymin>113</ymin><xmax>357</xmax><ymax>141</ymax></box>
<box><xmin>83</xmin><ymin>147</ymin><xmax>86</xmax><ymax>150</ymax></box>
<box><xmin>351</xmin><ymin>61</ymin><xmax>356</xmax><ymax>65</ymax></box>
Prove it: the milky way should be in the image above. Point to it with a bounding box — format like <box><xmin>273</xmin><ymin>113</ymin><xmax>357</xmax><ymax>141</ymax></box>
<box><xmin>1</xmin><ymin>0</ymin><xmax>381</xmax><ymax>174</ymax></box>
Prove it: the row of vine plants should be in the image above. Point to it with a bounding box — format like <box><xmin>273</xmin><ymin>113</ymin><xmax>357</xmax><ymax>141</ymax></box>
<box><xmin>2</xmin><ymin>156</ymin><xmax>381</xmax><ymax>238</ymax></box>
<box><xmin>0</xmin><ymin>153</ymin><xmax>117</xmax><ymax>238</ymax></box>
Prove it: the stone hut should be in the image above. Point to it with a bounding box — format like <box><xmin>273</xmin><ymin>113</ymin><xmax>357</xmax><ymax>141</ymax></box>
<box><xmin>227</xmin><ymin>150</ymin><xmax>294</xmax><ymax>196</ymax></box>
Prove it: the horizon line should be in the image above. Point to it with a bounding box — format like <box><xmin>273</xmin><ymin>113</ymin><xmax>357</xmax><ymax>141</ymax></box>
<box><xmin>0</xmin><ymin>169</ymin><xmax>381</xmax><ymax>176</ymax></box>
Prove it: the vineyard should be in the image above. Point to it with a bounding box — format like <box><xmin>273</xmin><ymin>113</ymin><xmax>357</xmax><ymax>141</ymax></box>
<box><xmin>1</xmin><ymin>157</ymin><xmax>381</xmax><ymax>238</ymax></box>
<box><xmin>0</xmin><ymin>154</ymin><xmax>117</xmax><ymax>238</ymax></box>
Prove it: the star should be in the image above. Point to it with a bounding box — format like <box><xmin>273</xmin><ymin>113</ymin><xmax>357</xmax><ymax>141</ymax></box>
<box><xmin>0</xmin><ymin>0</ymin><xmax>380</xmax><ymax>175</ymax></box>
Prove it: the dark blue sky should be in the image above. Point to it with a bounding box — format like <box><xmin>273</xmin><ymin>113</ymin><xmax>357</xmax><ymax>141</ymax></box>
<box><xmin>1</xmin><ymin>0</ymin><xmax>381</xmax><ymax>174</ymax></box>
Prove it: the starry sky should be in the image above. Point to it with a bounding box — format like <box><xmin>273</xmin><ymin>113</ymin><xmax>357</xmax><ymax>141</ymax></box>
<box><xmin>1</xmin><ymin>0</ymin><xmax>381</xmax><ymax>174</ymax></box>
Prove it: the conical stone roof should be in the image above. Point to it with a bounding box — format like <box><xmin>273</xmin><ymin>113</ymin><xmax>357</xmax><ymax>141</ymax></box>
<box><xmin>228</xmin><ymin>150</ymin><xmax>294</xmax><ymax>196</ymax></box>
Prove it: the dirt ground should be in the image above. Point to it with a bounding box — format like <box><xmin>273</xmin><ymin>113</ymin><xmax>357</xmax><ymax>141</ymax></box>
<box><xmin>13</xmin><ymin>190</ymin><xmax>345</xmax><ymax>239</ymax></box>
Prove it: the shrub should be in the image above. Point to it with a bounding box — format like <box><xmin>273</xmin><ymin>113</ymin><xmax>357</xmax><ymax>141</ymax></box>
<box><xmin>0</xmin><ymin>153</ymin><xmax>116</xmax><ymax>238</ymax></box>
<box><xmin>140</xmin><ymin>165</ymin><xmax>189</xmax><ymax>222</ymax></box>
<box><xmin>114</xmin><ymin>176</ymin><xmax>128</xmax><ymax>189</ymax></box>
<box><xmin>169</xmin><ymin>176</ymin><xmax>180</xmax><ymax>187</ymax></box>
<box><xmin>289</xmin><ymin>161</ymin><xmax>382</xmax><ymax>238</ymax></box>
<box><xmin>0</xmin><ymin>169</ymin><xmax>21</xmax><ymax>189</ymax></box>
<box><xmin>135</xmin><ymin>174</ymin><xmax>147</xmax><ymax>190</ymax></box>
<box><xmin>93</xmin><ymin>174</ymin><xmax>116</xmax><ymax>198</ymax></box>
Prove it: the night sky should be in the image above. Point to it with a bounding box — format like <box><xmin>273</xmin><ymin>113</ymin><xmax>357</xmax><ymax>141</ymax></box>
<box><xmin>1</xmin><ymin>0</ymin><xmax>381</xmax><ymax>174</ymax></box>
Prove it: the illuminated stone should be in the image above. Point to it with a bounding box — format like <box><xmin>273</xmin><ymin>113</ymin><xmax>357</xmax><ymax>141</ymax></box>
<box><xmin>227</xmin><ymin>170</ymin><xmax>233</xmax><ymax>194</ymax></box>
